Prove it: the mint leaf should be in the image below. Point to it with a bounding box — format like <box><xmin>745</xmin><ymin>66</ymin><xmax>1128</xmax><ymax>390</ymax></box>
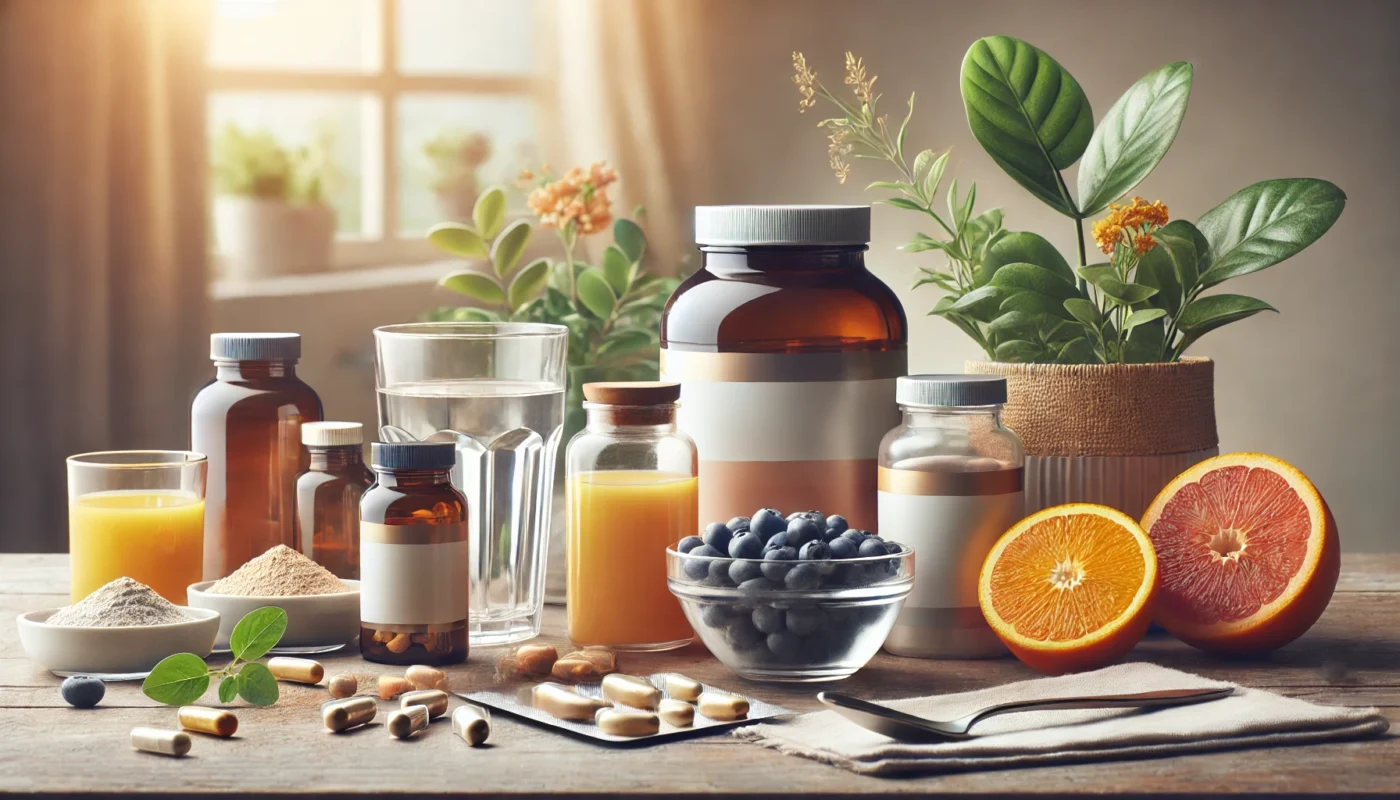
<box><xmin>142</xmin><ymin>653</ymin><xmax>211</xmax><ymax>706</ymax></box>
<box><xmin>236</xmin><ymin>662</ymin><xmax>279</xmax><ymax>707</ymax></box>
<box><xmin>229</xmin><ymin>607</ymin><xmax>288</xmax><ymax>662</ymax></box>
<box><xmin>218</xmin><ymin>676</ymin><xmax>238</xmax><ymax>704</ymax></box>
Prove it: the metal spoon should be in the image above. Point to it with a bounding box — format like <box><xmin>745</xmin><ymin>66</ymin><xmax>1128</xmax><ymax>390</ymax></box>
<box><xmin>816</xmin><ymin>686</ymin><xmax>1234</xmax><ymax>741</ymax></box>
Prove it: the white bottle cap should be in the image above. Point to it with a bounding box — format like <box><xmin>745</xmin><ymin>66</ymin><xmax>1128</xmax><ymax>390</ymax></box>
<box><xmin>302</xmin><ymin>422</ymin><xmax>364</xmax><ymax>447</ymax></box>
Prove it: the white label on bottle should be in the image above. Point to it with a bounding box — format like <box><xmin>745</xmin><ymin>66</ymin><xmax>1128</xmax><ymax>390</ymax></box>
<box><xmin>359</xmin><ymin>522</ymin><xmax>469</xmax><ymax>626</ymax></box>
<box><xmin>878</xmin><ymin>490</ymin><xmax>1024</xmax><ymax>609</ymax></box>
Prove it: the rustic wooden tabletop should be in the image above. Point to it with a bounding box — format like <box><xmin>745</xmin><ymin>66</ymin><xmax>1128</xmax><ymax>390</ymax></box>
<box><xmin>1</xmin><ymin>553</ymin><xmax>1396</xmax><ymax>798</ymax></box>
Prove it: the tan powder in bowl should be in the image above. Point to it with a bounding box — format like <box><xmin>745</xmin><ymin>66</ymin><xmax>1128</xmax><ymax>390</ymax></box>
<box><xmin>209</xmin><ymin>545</ymin><xmax>349</xmax><ymax>596</ymax></box>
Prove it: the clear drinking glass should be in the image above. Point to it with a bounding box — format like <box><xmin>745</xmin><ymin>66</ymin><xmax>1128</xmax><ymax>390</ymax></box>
<box><xmin>67</xmin><ymin>451</ymin><xmax>208</xmax><ymax>605</ymax></box>
<box><xmin>374</xmin><ymin>322</ymin><xmax>567</xmax><ymax>646</ymax></box>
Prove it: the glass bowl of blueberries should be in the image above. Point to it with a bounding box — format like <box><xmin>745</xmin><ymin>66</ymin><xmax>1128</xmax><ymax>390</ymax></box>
<box><xmin>667</xmin><ymin>508</ymin><xmax>913</xmax><ymax>682</ymax></box>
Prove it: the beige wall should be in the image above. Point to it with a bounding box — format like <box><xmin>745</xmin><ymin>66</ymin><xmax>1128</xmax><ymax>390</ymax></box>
<box><xmin>681</xmin><ymin>0</ymin><xmax>1399</xmax><ymax>550</ymax></box>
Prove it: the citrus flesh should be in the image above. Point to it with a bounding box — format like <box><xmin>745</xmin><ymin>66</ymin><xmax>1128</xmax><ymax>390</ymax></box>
<box><xmin>978</xmin><ymin>504</ymin><xmax>1157</xmax><ymax>674</ymax></box>
<box><xmin>1141</xmin><ymin>452</ymin><xmax>1338</xmax><ymax>654</ymax></box>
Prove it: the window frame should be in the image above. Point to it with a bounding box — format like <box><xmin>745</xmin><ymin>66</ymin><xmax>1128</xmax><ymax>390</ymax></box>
<box><xmin>208</xmin><ymin>0</ymin><xmax>544</xmax><ymax>269</ymax></box>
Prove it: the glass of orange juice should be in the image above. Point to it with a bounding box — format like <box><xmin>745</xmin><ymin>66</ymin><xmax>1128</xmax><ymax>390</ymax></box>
<box><xmin>67</xmin><ymin>451</ymin><xmax>207</xmax><ymax>604</ymax></box>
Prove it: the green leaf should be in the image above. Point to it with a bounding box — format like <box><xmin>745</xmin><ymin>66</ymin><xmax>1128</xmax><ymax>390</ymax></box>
<box><xmin>990</xmin><ymin>262</ymin><xmax>1080</xmax><ymax>301</ymax></box>
<box><xmin>507</xmin><ymin>258</ymin><xmax>551</xmax><ymax>311</ymax></box>
<box><xmin>613</xmin><ymin>218</ymin><xmax>646</xmax><ymax>263</ymax></box>
<box><xmin>426</xmin><ymin>222</ymin><xmax>488</xmax><ymax>259</ymax></box>
<box><xmin>1064</xmin><ymin>298</ymin><xmax>1100</xmax><ymax>327</ymax></box>
<box><xmin>490</xmin><ymin>219</ymin><xmax>533</xmax><ymax>277</ymax></box>
<box><xmin>218</xmin><ymin>676</ymin><xmax>238</xmax><ymax>704</ymax></box>
<box><xmin>142</xmin><ymin>653</ymin><xmax>210</xmax><ymax>706</ymax></box>
<box><xmin>877</xmin><ymin>197</ymin><xmax>924</xmax><ymax>212</ymax></box>
<box><xmin>1057</xmin><ymin>337</ymin><xmax>1097</xmax><ymax>364</ymax></box>
<box><xmin>900</xmin><ymin>234</ymin><xmax>947</xmax><ymax>253</ymax></box>
<box><xmin>923</xmin><ymin>151</ymin><xmax>950</xmax><ymax>200</ymax></box>
<box><xmin>1177</xmin><ymin>293</ymin><xmax>1277</xmax><ymax>337</ymax></box>
<box><xmin>236</xmin><ymin>662</ymin><xmax>279</xmax><ymax>707</ymax></box>
<box><xmin>912</xmin><ymin>149</ymin><xmax>936</xmax><ymax>183</ymax></box>
<box><xmin>950</xmin><ymin>285</ymin><xmax>1003</xmax><ymax>321</ymax></box>
<box><xmin>1136</xmin><ymin>230</ymin><xmax>1192</xmax><ymax>313</ymax></box>
<box><xmin>1123</xmin><ymin>308</ymin><xmax>1168</xmax><ymax>330</ymax></box>
<box><xmin>987</xmin><ymin>310</ymin><xmax>1045</xmax><ymax>340</ymax></box>
<box><xmin>981</xmin><ymin>231</ymin><xmax>1074</xmax><ymax>284</ymax></box>
<box><xmin>1077</xmin><ymin>62</ymin><xmax>1193</xmax><ymax>215</ymax></box>
<box><xmin>472</xmin><ymin>187</ymin><xmax>507</xmax><ymax>239</ymax></box>
<box><xmin>1196</xmin><ymin>179</ymin><xmax>1346</xmax><ymax>287</ymax></box>
<box><xmin>960</xmin><ymin>35</ymin><xmax>1093</xmax><ymax>217</ymax></box>
<box><xmin>439</xmin><ymin>271</ymin><xmax>505</xmax><ymax>305</ymax></box>
<box><xmin>601</xmin><ymin>245</ymin><xmax>632</xmax><ymax>295</ymax></box>
<box><xmin>449</xmin><ymin>306</ymin><xmax>502</xmax><ymax>322</ymax></box>
<box><xmin>867</xmin><ymin>180</ymin><xmax>914</xmax><ymax>193</ymax></box>
<box><xmin>597</xmin><ymin>329</ymin><xmax>655</xmax><ymax>361</ymax></box>
<box><xmin>1123</xmin><ymin>317</ymin><xmax>1167</xmax><ymax>363</ymax></box>
<box><xmin>994</xmin><ymin>339</ymin><xmax>1044</xmax><ymax>362</ymax></box>
<box><xmin>955</xmin><ymin>182</ymin><xmax>977</xmax><ymax>231</ymax></box>
<box><xmin>1001</xmin><ymin>289</ymin><xmax>1073</xmax><ymax>319</ymax></box>
<box><xmin>1158</xmin><ymin>219</ymin><xmax>1208</xmax><ymax>284</ymax></box>
<box><xmin>576</xmin><ymin>268</ymin><xmax>617</xmax><ymax>319</ymax></box>
<box><xmin>229</xmin><ymin>606</ymin><xmax>288</xmax><ymax>662</ymax></box>
<box><xmin>1077</xmin><ymin>264</ymin><xmax>1158</xmax><ymax>305</ymax></box>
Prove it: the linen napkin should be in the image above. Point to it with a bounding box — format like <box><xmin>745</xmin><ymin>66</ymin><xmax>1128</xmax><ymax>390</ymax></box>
<box><xmin>734</xmin><ymin>662</ymin><xmax>1389</xmax><ymax>776</ymax></box>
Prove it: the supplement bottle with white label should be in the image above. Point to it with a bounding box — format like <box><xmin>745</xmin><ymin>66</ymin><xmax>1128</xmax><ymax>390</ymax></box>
<box><xmin>878</xmin><ymin>375</ymin><xmax>1022</xmax><ymax>658</ymax></box>
<box><xmin>360</xmin><ymin>442</ymin><xmax>468</xmax><ymax>665</ymax></box>
<box><xmin>660</xmin><ymin>206</ymin><xmax>906</xmax><ymax>530</ymax></box>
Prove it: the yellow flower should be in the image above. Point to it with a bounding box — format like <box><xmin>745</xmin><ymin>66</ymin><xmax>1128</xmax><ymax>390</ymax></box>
<box><xmin>1092</xmin><ymin>209</ymin><xmax>1126</xmax><ymax>254</ymax></box>
<box><xmin>524</xmin><ymin>161</ymin><xmax>619</xmax><ymax>235</ymax></box>
<box><xmin>1091</xmin><ymin>197</ymin><xmax>1169</xmax><ymax>254</ymax></box>
<box><xmin>827</xmin><ymin>127</ymin><xmax>853</xmax><ymax>184</ymax></box>
<box><xmin>792</xmin><ymin>52</ymin><xmax>817</xmax><ymax>112</ymax></box>
<box><xmin>844</xmin><ymin>52</ymin><xmax>876</xmax><ymax>104</ymax></box>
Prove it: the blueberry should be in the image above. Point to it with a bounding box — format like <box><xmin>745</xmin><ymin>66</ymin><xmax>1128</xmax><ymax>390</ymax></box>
<box><xmin>760</xmin><ymin>546</ymin><xmax>797</xmax><ymax>581</ymax></box>
<box><xmin>702</xmin><ymin>522</ymin><xmax>732</xmax><ymax>552</ymax></box>
<box><xmin>726</xmin><ymin>516</ymin><xmax>751</xmax><ymax>534</ymax></box>
<box><xmin>884</xmin><ymin>539</ymin><xmax>904</xmax><ymax>555</ymax></box>
<box><xmin>707</xmin><ymin>559</ymin><xmax>735</xmax><ymax>586</ymax></box>
<box><xmin>725</xmin><ymin>617</ymin><xmax>764</xmax><ymax>649</ymax></box>
<box><xmin>841</xmin><ymin>529</ymin><xmax>867</xmax><ymax>544</ymax></box>
<box><xmin>798</xmin><ymin>540</ymin><xmax>830</xmax><ymax>561</ymax></box>
<box><xmin>751</xmin><ymin>605</ymin><xmax>786</xmax><ymax>634</ymax></box>
<box><xmin>825</xmin><ymin>515</ymin><xmax>849</xmax><ymax>534</ymax></box>
<box><xmin>785</xmin><ymin>607</ymin><xmax>824</xmax><ymax>636</ymax></box>
<box><xmin>60</xmin><ymin>676</ymin><xmax>105</xmax><ymax>709</ymax></box>
<box><xmin>784</xmin><ymin>563</ymin><xmax>822</xmax><ymax>590</ymax></box>
<box><xmin>766</xmin><ymin>631</ymin><xmax>803</xmax><ymax>660</ymax></box>
<box><xmin>786</xmin><ymin>518</ymin><xmax>821</xmax><ymax>549</ymax></box>
<box><xmin>727</xmin><ymin>531</ymin><xmax>763</xmax><ymax>560</ymax></box>
<box><xmin>827</xmin><ymin>537</ymin><xmax>857</xmax><ymax>560</ymax></box>
<box><xmin>738</xmin><ymin>577</ymin><xmax>782</xmax><ymax>593</ymax></box>
<box><xmin>763</xmin><ymin>531</ymin><xmax>789</xmax><ymax>550</ymax></box>
<box><xmin>677</xmin><ymin>535</ymin><xmax>704</xmax><ymax>554</ymax></box>
<box><xmin>750</xmin><ymin>508</ymin><xmax>786</xmax><ymax>540</ymax></box>
<box><xmin>728</xmin><ymin>559</ymin><xmax>763</xmax><ymax>585</ymax></box>
<box><xmin>691</xmin><ymin>544</ymin><xmax>722</xmax><ymax>558</ymax></box>
<box><xmin>826</xmin><ymin>563</ymin><xmax>856</xmax><ymax>586</ymax></box>
<box><xmin>700</xmin><ymin>603</ymin><xmax>733</xmax><ymax>629</ymax></box>
<box><xmin>858</xmin><ymin>536</ymin><xmax>889</xmax><ymax>558</ymax></box>
<box><xmin>820</xmin><ymin>528</ymin><xmax>842</xmax><ymax>543</ymax></box>
<box><xmin>681</xmin><ymin>554</ymin><xmax>712</xmax><ymax>581</ymax></box>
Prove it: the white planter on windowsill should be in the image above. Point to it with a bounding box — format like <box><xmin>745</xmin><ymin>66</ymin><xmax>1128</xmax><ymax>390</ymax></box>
<box><xmin>213</xmin><ymin>196</ymin><xmax>336</xmax><ymax>280</ymax></box>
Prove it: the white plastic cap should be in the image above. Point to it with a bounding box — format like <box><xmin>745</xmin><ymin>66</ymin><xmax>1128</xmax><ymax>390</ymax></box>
<box><xmin>694</xmin><ymin>205</ymin><xmax>870</xmax><ymax>246</ymax></box>
<box><xmin>301</xmin><ymin>422</ymin><xmax>364</xmax><ymax>447</ymax></box>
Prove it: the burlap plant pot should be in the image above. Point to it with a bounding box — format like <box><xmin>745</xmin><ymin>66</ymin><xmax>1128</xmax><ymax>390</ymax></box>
<box><xmin>966</xmin><ymin>358</ymin><xmax>1219</xmax><ymax>520</ymax></box>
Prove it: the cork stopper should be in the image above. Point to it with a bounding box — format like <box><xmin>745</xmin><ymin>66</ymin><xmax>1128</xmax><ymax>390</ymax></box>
<box><xmin>582</xmin><ymin>381</ymin><xmax>680</xmax><ymax>406</ymax></box>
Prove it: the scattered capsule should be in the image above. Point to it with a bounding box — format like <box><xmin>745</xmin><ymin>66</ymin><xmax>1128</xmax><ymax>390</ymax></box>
<box><xmin>550</xmin><ymin>648</ymin><xmax>616</xmax><ymax>683</ymax></box>
<box><xmin>378</xmin><ymin>675</ymin><xmax>413</xmax><ymax>700</ymax></box>
<box><xmin>59</xmin><ymin>676</ymin><xmax>104</xmax><ymax>709</ymax></box>
<box><xmin>451</xmin><ymin>704</ymin><xmax>491</xmax><ymax>746</ymax></box>
<box><xmin>601</xmin><ymin>674</ymin><xmax>661</xmax><ymax>710</ymax></box>
<box><xmin>388</xmin><ymin>704</ymin><xmax>430</xmax><ymax>739</ymax></box>
<box><xmin>400</xmin><ymin>689</ymin><xmax>449</xmax><ymax>719</ymax></box>
<box><xmin>698</xmin><ymin>692</ymin><xmax>749</xmax><ymax>721</ymax></box>
<box><xmin>268</xmin><ymin>657</ymin><xmax>324</xmax><ymax>685</ymax></box>
<box><xmin>658</xmin><ymin>698</ymin><xmax>695</xmax><ymax>727</ymax></box>
<box><xmin>496</xmin><ymin>643</ymin><xmax>559</xmax><ymax>680</ymax></box>
<box><xmin>327</xmin><ymin>673</ymin><xmax>359</xmax><ymax>699</ymax></box>
<box><xmin>323</xmin><ymin>696</ymin><xmax>377</xmax><ymax>732</ymax></box>
<box><xmin>178</xmin><ymin>706</ymin><xmax>238</xmax><ymax>737</ymax></box>
<box><xmin>596</xmin><ymin>706</ymin><xmax>660</xmax><ymax>737</ymax></box>
<box><xmin>665</xmin><ymin>674</ymin><xmax>703</xmax><ymax>702</ymax></box>
<box><xmin>405</xmin><ymin>664</ymin><xmax>448</xmax><ymax>691</ymax></box>
<box><xmin>524</xmin><ymin>682</ymin><xmax>609</xmax><ymax>720</ymax></box>
<box><xmin>131</xmin><ymin>727</ymin><xmax>191</xmax><ymax>757</ymax></box>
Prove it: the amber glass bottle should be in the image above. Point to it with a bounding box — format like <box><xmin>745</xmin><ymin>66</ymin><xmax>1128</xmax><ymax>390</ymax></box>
<box><xmin>360</xmin><ymin>441</ymin><xmax>469</xmax><ymax>666</ymax></box>
<box><xmin>192</xmin><ymin>333</ymin><xmax>323</xmax><ymax>580</ymax></box>
<box><xmin>296</xmin><ymin>422</ymin><xmax>372</xmax><ymax>580</ymax></box>
<box><xmin>660</xmin><ymin>206</ymin><xmax>907</xmax><ymax>530</ymax></box>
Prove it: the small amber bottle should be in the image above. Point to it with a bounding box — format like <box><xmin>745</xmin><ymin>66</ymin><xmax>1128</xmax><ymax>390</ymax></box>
<box><xmin>359</xmin><ymin>442</ymin><xmax>469</xmax><ymax>666</ymax></box>
<box><xmin>296</xmin><ymin>422</ymin><xmax>372</xmax><ymax>580</ymax></box>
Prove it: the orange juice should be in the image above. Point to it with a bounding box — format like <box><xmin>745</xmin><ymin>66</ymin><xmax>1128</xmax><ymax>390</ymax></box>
<box><xmin>567</xmin><ymin>471</ymin><xmax>696</xmax><ymax>649</ymax></box>
<box><xmin>69</xmin><ymin>490</ymin><xmax>205</xmax><ymax>604</ymax></box>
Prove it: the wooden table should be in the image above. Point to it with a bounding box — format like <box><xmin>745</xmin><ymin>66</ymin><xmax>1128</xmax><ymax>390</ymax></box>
<box><xmin>2</xmin><ymin>554</ymin><xmax>1396</xmax><ymax>798</ymax></box>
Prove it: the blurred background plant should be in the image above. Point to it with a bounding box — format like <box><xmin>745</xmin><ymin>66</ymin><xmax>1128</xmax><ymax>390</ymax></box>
<box><xmin>424</xmin><ymin>129</ymin><xmax>492</xmax><ymax>223</ymax></box>
<box><xmin>425</xmin><ymin>163</ymin><xmax>679</xmax><ymax>436</ymax></box>
<box><xmin>211</xmin><ymin>121</ymin><xmax>338</xmax><ymax>206</ymax></box>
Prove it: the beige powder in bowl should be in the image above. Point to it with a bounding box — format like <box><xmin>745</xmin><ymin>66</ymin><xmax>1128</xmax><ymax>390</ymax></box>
<box><xmin>209</xmin><ymin>545</ymin><xmax>349</xmax><ymax>596</ymax></box>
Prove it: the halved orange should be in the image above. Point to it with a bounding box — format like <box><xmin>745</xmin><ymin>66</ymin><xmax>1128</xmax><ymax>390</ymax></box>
<box><xmin>978</xmin><ymin>504</ymin><xmax>1157</xmax><ymax>674</ymax></box>
<box><xmin>1141</xmin><ymin>452</ymin><xmax>1339</xmax><ymax>654</ymax></box>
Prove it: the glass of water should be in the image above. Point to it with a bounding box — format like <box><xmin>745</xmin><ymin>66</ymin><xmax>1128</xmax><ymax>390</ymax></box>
<box><xmin>374</xmin><ymin>322</ymin><xmax>567</xmax><ymax>646</ymax></box>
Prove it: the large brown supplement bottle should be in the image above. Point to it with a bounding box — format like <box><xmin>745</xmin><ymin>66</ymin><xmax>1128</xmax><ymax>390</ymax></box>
<box><xmin>192</xmin><ymin>333</ymin><xmax>323</xmax><ymax>580</ymax></box>
<box><xmin>660</xmin><ymin>206</ymin><xmax>907</xmax><ymax>530</ymax></box>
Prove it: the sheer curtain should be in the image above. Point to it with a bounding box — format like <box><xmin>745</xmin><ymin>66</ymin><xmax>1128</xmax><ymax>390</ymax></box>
<box><xmin>0</xmin><ymin>0</ymin><xmax>212</xmax><ymax>552</ymax></box>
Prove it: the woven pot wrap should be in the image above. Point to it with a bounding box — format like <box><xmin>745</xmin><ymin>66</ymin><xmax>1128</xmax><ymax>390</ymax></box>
<box><xmin>964</xmin><ymin>358</ymin><xmax>1217</xmax><ymax>457</ymax></box>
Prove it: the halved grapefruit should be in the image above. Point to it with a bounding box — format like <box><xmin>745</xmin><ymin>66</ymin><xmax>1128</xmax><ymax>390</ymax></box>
<box><xmin>978</xmin><ymin>504</ymin><xmax>1157</xmax><ymax>674</ymax></box>
<box><xmin>1141</xmin><ymin>452</ymin><xmax>1339</xmax><ymax>654</ymax></box>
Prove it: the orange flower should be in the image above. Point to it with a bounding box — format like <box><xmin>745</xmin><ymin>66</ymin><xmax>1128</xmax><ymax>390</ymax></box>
<box><xmin>524</xmin><ymin>162</ymin><xmax>619</xmax><ymax>235</ymax></box>
<box><xmin>1092</xmin><ymin>197</ymin><xmax>1169</xmax><ymax>254</ymax></box>
<box><xmin>1133</xmin><ymin>233</ymin><xmax>1157</xmax><ymax>255</ymax></box>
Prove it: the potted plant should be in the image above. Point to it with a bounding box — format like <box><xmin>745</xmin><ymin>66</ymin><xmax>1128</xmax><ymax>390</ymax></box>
<box><xmin>424</xmin><ymin>129</ymin><xmax>492</xmax><ymax>223</ymax></box>
<box><xmin>211</xmin><ymin>123</ymin><xmax>339</xmax><ymax>279</ymax></box>
<box><xmin>792</xmin><ymin>42</ymin><xmax>1345</xmax><ymax>517</ymax></box>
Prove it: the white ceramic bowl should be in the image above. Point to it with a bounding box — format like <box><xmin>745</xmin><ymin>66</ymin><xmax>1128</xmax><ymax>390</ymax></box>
<box><xmin>187</xmin><ymin>580</ymin><xmax>360</xmax><ymax>654</ymax></box>
<box><xmin>17</xmin><ymin>607</ymin><xmax>220</xmax><ymax>680</ymax></box>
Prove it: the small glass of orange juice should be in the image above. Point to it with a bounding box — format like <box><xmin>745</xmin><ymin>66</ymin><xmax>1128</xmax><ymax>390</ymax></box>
<box><xmin>67</xmin><ymin>451</ymin><xmax>207</xmax><ymax>604</ymax></box>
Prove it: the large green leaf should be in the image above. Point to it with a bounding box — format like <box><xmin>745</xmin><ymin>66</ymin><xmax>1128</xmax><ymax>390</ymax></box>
<box><xmin>994</xmin><ymin>339</ymin><xmax>1044</xmax><ymax>362</ymax></box>
<box><xmin>601</xmin><ymin>245</ymin><xmax>632</xmax><ymax>295</ymax></box>
<box><xmin>490</xmin><ymin>219</ymin><xmax>533</xmax><ymax>277</ymax></box>
<box><xmin>1134</xmin><ymin>238</ymin><xmax>1187</xmax><ymax>314</ymax></box>
<box><xmin>949</xmin><ymin>285</ymin><xmax>1003</xmax><ymax>322</ymax></box>
<box><xmin>1000</xmin><ymin>289</ymin><xmax>1073</xmax><ymax>319</ymax></box>
<box><xmin>439</xmin><ymin>271</ymin><xmax>505</xmax><ymax>305</ymax></box>
<box><xmin>141</xmin><ymin>653</ymin><xmax>210</xmax><ymax>706</ymax></box>
<box><xmin>1077</xmin><ymin>62</ymin><xmax>1193</xmax><ymax>215</ymax></box>
<box><xmin>961</xmin><ymin>36</ymin><xmax>1093</xmax><ymax>217</ymax></box>
<box><xmin>576</xmin><ymin>268</ymin><xmax>617</xmax><ymax>319</ymax></box>
<box><xmin>613</xmin><ymin>218</ymin><xmax>646</xmax><ymax>263</ymax></box>
<box><xmin>473</xmin><ymin>187</ymin><xmax>507</xmax><ymax>239</ymax></box>
<box><xmin>1157</xmin><ymin>219</ymin><xmax>1211</xmax><ymax>279</ymax></box>
<box><xmin>235</xmin><ymin>662</ymin><xmax>279</xmax><ymax>707</ymax></box>
<box><xmin>1063</xmin><ymin>297</ymin><xmax>1101</xmax><ymax>327</ymax></box>
<box><xmin>1078</xmin><ymin>264</ymin><xmax>1158</xmax><ymax>305</ymax></box>
<box><xmin>1177</xmin><ymin>293</ymin><xmax>1277</xmax><ymax>338</ymax></box>
<box><xmin>229</xmin><ymin>606</ymin><xmax>287</xmax><ymax>662</ymax></box>
<box><xmin>1123</xmin><ymin>318</ymin><xmax>1167</xmax><ymax>363</ymax></box>
<box><xmin>427</xmin><ymin>222</ymin><xmax>487</xmax><ymax>259</ymax></box>
<box><xmin>980</xmin><ymin>231</ymin><xmax>1074</xmax><ymax>284</ymax></box>
<box><xmin>507</xmin><ymin>258</ymin><xmax>551</xmax><ymax>311</ymax></box>
<box><xmin>1196</xmin><ymin>179</ymin><xmax>1346</xmax><ymax>287</ymax></box>
<box><xmin>1057</xmin><ymin>337</ymin><xmax>1097</xmax><ymax>364</ymax></box>
<box><xmin>990</xmin><ymin>262</ymin><xmax>1080</xmax><ymax>301</ymax></box>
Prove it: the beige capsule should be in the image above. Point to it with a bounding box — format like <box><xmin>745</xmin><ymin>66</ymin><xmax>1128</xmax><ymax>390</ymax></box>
<box><xmin>596</xmin><ymin>707</ymin><xmax>660</xmax><ymax>737</ymax></box>
<box><xmin>658</xmin><ymin>698</ymin><xmax>694</xmax><ymax>728</ymax></box>
<box><xmin>177</xmin><ymin>706</ymin><xmax>238</xmax><ymax>737</ymax></box>
<box><xmin>495</xmin><ymin>643</ymin><xmax>558</xmax><ymax>680</ymax></box>
<box><xmin>385</xmin><ymin>633</ymin><xmax>413</xmax><ymax>654</ymax></box>
<box><xmin>326</xmin><ymin>674</ymin><xmax>359</xmax><ymax>699</ymax></box>
<box><xmin>131</xmin><ymin>727</ymin><xmax>192</xmax><ymax>757</ymax></box>
<box><xmin>387</xmin><ymin>704</ymin><xmax>430</xmax><ymax>739</ymax></box>
<box><xmin>601</xmin><ymin>674</ymin><xmax>662</xmax><ymax>710</ymax></box>
<box><xmin>405</xmin><ymin>664</ymin><xmax>448</xmax><ymax>691</ymax></box>
<box><xmin>451</xmin><ymin>704</ymin><xmax>491</xmax><ymax>746</ymax></box>
<box><xmin>523</xmin><ymin>682</ymin><xmax>609</xmax><ymax>721</ymax></box>
<box><xmin>378</xmin><ymin>675</ymin><xmax>413</xmax><ymax>700</ymax></box>
<box><xmin>323</xmin><ymin>697</ymin><xmax>377</xmax><ymax>732</ymax></box>
<box><xmin>268</xmin><ymin>657</ymin><xmax>324</xmax><ymax>685</ymax></box>
<box><xmin>400</xmin><ymin>689</ymin><xmax>448</xmax><ymax>719</ymax></box>
<box><xmin>665</xmin><ymin>674</ymin><xmax>703</xmax><ymax>702</ymax></box>
<box><xmin>697</xmin><ymin>692</ymin><xmax>749</xmax><ymax>721</ymax></box>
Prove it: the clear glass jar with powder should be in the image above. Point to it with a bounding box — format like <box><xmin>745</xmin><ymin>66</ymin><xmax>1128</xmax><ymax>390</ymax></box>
<box><xmin>878</xmin><ymin>375</ymin><xmax>1023</xmax><ymax>659</ymax></box>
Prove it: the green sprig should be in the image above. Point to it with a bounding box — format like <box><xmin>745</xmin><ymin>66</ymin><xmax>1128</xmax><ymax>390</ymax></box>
<box><xmin>142</xmin><ymin>607</ymin><xmax>287</xmax><ymax>707</ymax></box>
